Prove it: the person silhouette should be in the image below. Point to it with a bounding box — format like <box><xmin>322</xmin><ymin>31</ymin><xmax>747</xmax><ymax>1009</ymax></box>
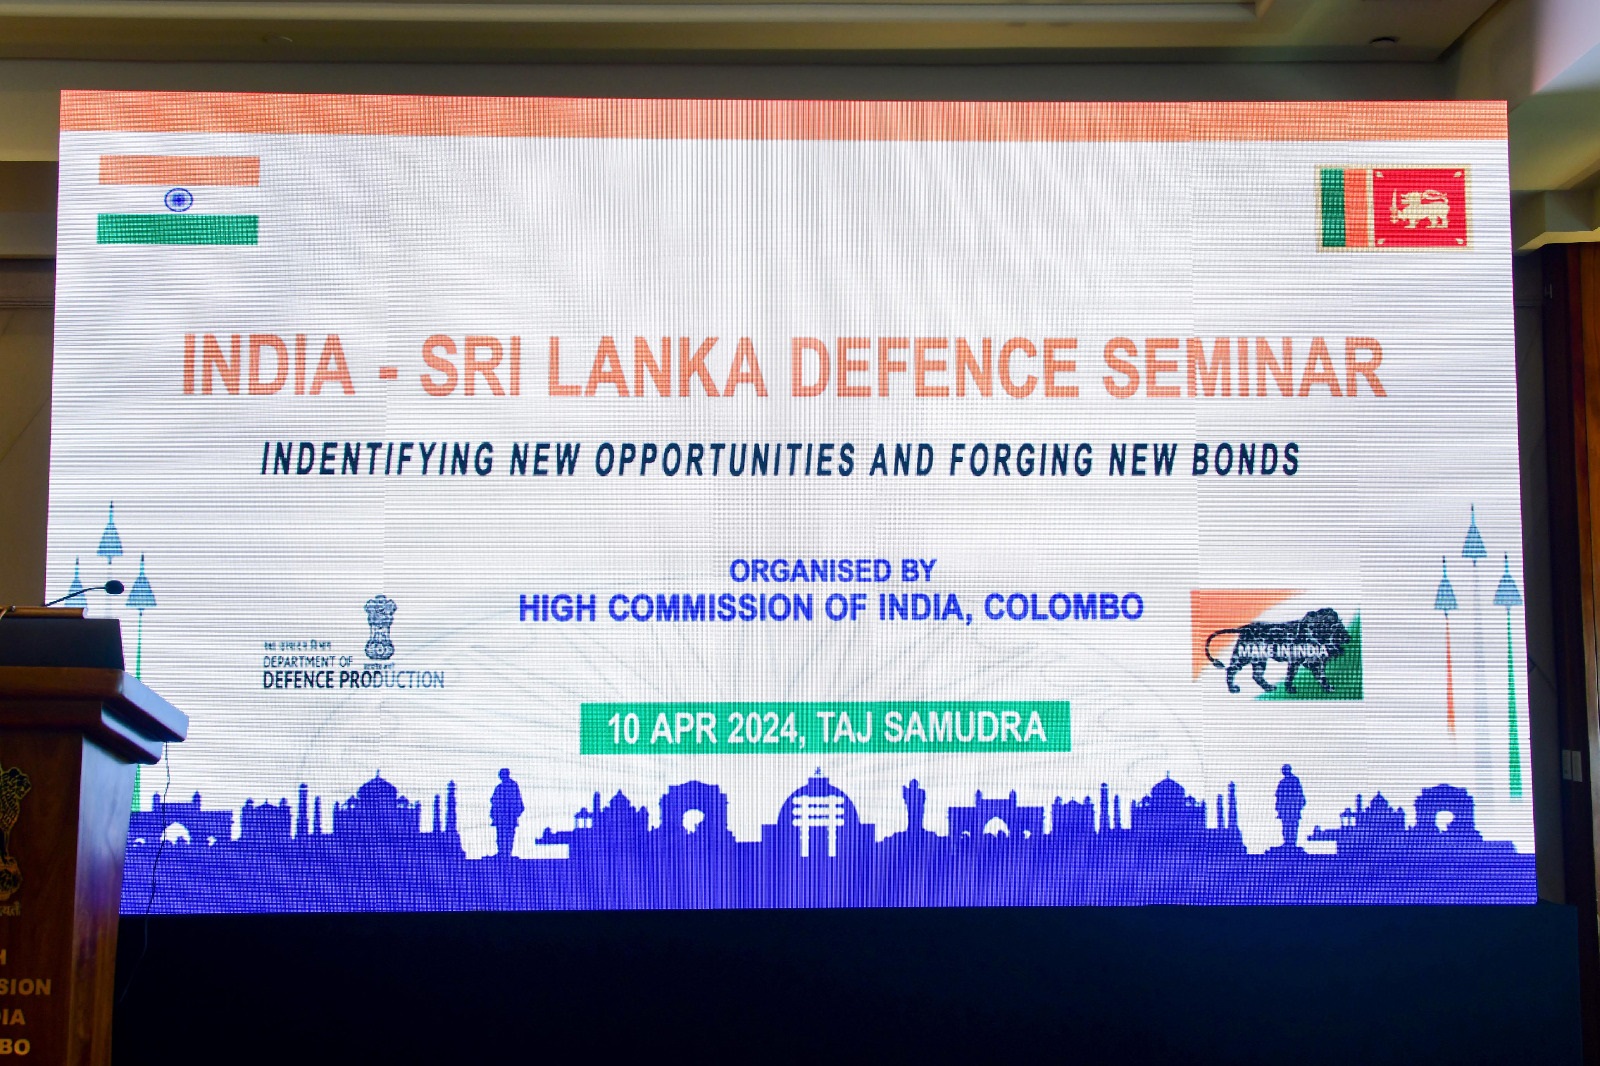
<box><xmin>489</xmin><ymin>768</ymin><xmax>524</xmax><ymax>859</ymax></box>
<box><xmin>1275</xmin><ymin>764</ymin><xmax>1306</xmax><ymax>849</ymax></box>
<box><xmin>903</xmin><ymin>779</ymin><xmax>927</xmax><ymax>834</ymax></box>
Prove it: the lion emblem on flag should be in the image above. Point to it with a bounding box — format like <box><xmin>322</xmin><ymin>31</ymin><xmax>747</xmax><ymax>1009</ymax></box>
<box><xmin>1205</xmin><ymin>608</ymin><xmax>1351</xmax><ymax>695</ymax></box>
<box><xmin>1390</xmin><ymin>189</ymin><xmax>1450</xmax><ymax>230</ymax></box>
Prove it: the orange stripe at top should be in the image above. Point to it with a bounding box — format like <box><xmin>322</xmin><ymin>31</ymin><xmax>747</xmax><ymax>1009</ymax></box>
<box><xmin>62</xmin><ymin>92</ymin><xmax>1508</xmax><ymax>143</ymax></box>
<box><xmin>1343</xmin><ymin>167</ymin><xmax>1372</xmax><ymax>249</ymax></box>
<box><xmin>99</xmin><ymin>154</ymin><xmax>260</xmax><ymax>186</ymax></box>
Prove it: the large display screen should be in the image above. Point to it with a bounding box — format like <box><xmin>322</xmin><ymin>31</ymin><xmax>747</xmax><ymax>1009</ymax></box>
<box><xmin>49</xmin><ymin>92</ymin><xmax>1531</xmax><ymax>912</ymax></box>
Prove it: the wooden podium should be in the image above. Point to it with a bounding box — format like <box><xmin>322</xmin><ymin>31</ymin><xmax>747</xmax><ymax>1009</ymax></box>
<box><xmin>0</xmin><ymin>610</ymin><xmax>186</xmax><ymax>1064</ymax></box>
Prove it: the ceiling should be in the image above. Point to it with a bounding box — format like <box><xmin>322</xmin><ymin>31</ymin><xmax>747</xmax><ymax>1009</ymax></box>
<box><xmin>0</xmin><ymin>0</ymin><xmax>1596</xmax><ymax>247</ymax></box>
<box><xmin>0</xmin><ymin>0</ymin><xmax>1502</xmax><ymax>62</ymax></box>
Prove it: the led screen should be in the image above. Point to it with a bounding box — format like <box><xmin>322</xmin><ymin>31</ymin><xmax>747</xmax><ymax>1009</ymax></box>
<box><xmin>49</xmin><ymin>92</ymin><xmax>1532</xmax><ymax>912</ymax></box>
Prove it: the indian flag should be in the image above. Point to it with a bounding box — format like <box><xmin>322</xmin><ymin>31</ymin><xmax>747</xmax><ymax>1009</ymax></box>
<box><xmin>95</xmin><ymin>154</ymin><xmax>260</xmax><ymax>245</ymax></box>
<box><xmin>1318</xmin><ymin>166</ymin><xmax>1375</xmax><ymax>249</ymax></box>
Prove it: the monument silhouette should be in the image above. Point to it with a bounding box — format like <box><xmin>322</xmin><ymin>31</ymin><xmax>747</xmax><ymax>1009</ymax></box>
<box><xmin>121</xmin><ymin>762</ymin><xmax>1533</xmax><ymax>914</ymax></box>
<box><xmin>490</xmin><ymin>769</ymin><xmax>524</xmax><ymax>859</ymax></box>
<box><xmin>1275</xmin><ymin>765</ymin><xmax>1307</xmax><ymax>850</ymax></box>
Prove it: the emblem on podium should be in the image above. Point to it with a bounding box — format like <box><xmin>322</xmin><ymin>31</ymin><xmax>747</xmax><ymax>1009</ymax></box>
<box><xmin>0</xmin><ymin>765</ymin><xmax>32</xmax><ymax>903</ymax></box>
<box><xmin>364</xmin><ymin>595</ymin><xmax>397</xmax><ymax>661</ymax></box>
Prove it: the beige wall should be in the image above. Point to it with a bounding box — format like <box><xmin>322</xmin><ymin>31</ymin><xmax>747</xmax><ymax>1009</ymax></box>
<box><xmin>0</xmin><ymin>57</ymin><xmax>1459</xmax><ymax>162</ymax></box>
<box><xmin>0</xmin><ymin>293</ymin><xmax>50</xmax><ymax>607</ymax></box>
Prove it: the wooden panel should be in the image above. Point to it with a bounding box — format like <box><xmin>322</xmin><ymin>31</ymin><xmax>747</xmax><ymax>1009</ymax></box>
<box><xmin>0</xmin><ymin>670</ymin><xmax>188</xmax><ymax>753</ymax></box>
<box><xmin>1573</xmin><ymin>244</ymin><xmax>1600</xmax><ymax>913</ymax></box>
<box><xmin>0</xmin><ymin>730</ymin><xmax>133</xmax><ymax>1064</ymax></box>
<box><xmin>1542</xmin><ymin>242</ymin><xmax>1600</xmax><ymax>1065</ymax></box>
<box><xmin>69</xmin><ymin>741</ymin><xmax>132</xmax><ymax>1059</ymax></box>
<box><xmin>0</xmin><ymin>669</ymin><xmax>185</xmax><ymax>1059</ymax></box>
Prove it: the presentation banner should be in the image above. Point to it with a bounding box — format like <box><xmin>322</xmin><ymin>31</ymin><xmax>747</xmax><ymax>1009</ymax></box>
<box><xmin>49</xmin><ymin>92</ymin><xmax>1530</xmax><ymax>912</ymax></box>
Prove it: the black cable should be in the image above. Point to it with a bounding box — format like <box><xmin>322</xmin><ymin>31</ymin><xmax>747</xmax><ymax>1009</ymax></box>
<box><xmin>115</xmin><ymin>744</ymin><xmax>170</xmax><ymax>1006</ymax></box>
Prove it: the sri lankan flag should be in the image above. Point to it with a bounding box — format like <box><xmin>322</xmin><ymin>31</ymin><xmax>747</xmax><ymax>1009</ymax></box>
<box><xmin>96</xmin><ymin>154</ymin><xmax>260</xmax><ymax>245</ymax></box>
<box><xmin>1320</xmin><ymin>166</ymin><xmax>1468</xmax><ymax>250</ymax></box>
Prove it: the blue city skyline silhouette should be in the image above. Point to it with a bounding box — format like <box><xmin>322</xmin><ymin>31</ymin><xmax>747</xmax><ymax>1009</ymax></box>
<box><xmin>122</xmin><ymin>766</ymin><xmax>1533</xmax><ymax>913</ymax></box>
<box><xmin>91</xmin><ymin>498</ymin><xmax>1532</xmax><ymax>912</ymax></box>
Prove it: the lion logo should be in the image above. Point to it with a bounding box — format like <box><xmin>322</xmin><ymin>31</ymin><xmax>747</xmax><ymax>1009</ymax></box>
<box><xmin>1389</xmin><ymin>189</ymin><xmax>1450</xmax><ymax>230</ymax></box>
<box><xmin>1205</xmin><ymin>608</ymin><xmax>1351</xmax><ymax>695</ymax></box>
<box><xmin>0</xmin><ymin>765</ymin><xmax>32</xmax><ymax>902</ymax></box>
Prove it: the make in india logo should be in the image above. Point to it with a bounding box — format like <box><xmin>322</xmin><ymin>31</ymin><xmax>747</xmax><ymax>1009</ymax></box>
<box><xmin>94</xmin><ymin>154</ymin><xmax>259</xmax><ymax>246</ymax></box>
<box><xmin>1191</xmin><ymin>590</ymin><xmax>1363</xmax><ymax>701</ymax></box>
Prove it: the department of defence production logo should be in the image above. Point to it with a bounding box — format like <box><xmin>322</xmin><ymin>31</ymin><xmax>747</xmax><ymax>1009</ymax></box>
<box><xmin>364</xmin><ymin>594</ymin><xmax>396</xmax><ymax>661</ymax></box>
<box><xmin>258</xmin><ymin>593</ymin><xmax>446</xmax><ymax>692</ymax></box>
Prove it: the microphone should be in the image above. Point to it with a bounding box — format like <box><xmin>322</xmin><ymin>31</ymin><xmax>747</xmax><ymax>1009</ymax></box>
<box><xmin>41</xmin><ymin>580</ymin><xmax>125</xmax><ymax>609</ymax></box>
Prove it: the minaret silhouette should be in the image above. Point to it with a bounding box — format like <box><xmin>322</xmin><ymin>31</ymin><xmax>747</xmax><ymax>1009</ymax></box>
<box><xmin>1494</xmin><ymin>553</ymin><xmax>1525</xmax><ymax>798</ymax></box>
<box><xmin>1217</xmin><ymin>793</ymin><xmax>1225</xmax><ymax>830</ymax></box>
<box><xmin>446</xmin><ymin>781</ymin><xmax>458</xmax><ymax>837</ymax></box>
<box><xmin>1113</xmin><ymin>794</ymin><xmax>1122</xmax><ymax>831</ymax></box>
<box><xmin>433</xmin><ymin>794</ymin><xmax>442</xmax><ymax>833</ymax></box>
<box><xmin>1436</xmin><ymin>557</ymin><xmax>1460</xmax><ymax>736</ymax></box>
<box><xmin>65</xmin><ymin>558</ymin><xmax>86</xmax><ymax>608</ymax></box>
<box><xmin>97</xmin><ymin>502</ymin><xmax>123</xmax><ymax>566</ymax></box>
<box><xmin>1464</xmin><ymin>507</ymin><xmax>1491</xmax><ymax>805</ymax></box>
<box><xmin>296</xmin><ymin>784</ymin><xmax>309</xmax><ymax>839</ymax></box>
<box><xmin>1228</xmin><ymin>783</ymin><xmax>1240</xmax><ymax>841</ymax></box>
<box><xmin>313</xmin><ymin>796</ymin><xmax>322</xmax><ymax>835</ymax></box>
<box><xmin>1099</xmin><ymin>784</ymin><xmax>1110</xmax><ymax>833</ymax></box>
